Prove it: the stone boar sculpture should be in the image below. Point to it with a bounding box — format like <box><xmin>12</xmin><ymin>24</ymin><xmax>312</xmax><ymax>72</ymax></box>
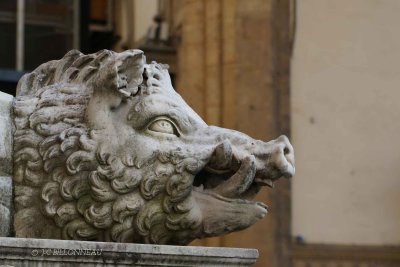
<box><xmin>13</xmin><ymin>50</ymin><xmax>295</xmax><ymax>245</ymax></box>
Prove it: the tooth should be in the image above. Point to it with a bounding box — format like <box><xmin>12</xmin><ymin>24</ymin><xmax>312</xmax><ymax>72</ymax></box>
<box><xmin>254</xmin><ymin>178</ymin><xmax>274</xmax><ymax>188</ymax></box>
<box><xmin>207</xmin><ymin>140</ymin><xmax>233</xmax><ymax>171</ymax></box>
<box><xmin>119</xmin><ymin>89</ymin><xmax>131</xmax><ymax>97</ymax></box>
<box><xmin>256</xmin><ymin>202</ymin><xmax>269</xmax><ymax>209</ymax></box>
<box><xmin>194</xmin><ymin>184</ymin><xmax>205</xmax><ymax>192</ymax></box>
<box><xmin>212</xmin><ymin>155</ymin><xmax>256</xmax><ymax>198</ymax></box>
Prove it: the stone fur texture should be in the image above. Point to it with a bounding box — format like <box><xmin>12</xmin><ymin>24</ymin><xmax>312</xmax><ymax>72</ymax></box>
<box><xmin>13</xmin><ymin>50</ymin><xmax>295</xmax><ymax>245</ymax></box>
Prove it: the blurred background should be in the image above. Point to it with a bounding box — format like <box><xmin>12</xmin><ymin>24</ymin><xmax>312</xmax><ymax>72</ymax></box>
<box><xmin>1</xmin><ymin>0</ymin><xmax>399</xmax><ymax>266</ymax></box>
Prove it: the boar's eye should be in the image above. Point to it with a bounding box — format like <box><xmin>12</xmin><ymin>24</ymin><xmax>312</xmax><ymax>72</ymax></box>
<box><xmin>148</xmin><ymin>119</ymin><xmax>180</xmax><ymax>136</ymax></box>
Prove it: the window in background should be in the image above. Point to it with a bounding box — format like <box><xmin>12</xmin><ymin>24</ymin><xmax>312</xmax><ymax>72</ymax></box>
<box><xmin>0</xmin><ymin>0</ymin><xmax>80</xmax><ymax>95</ymax></box>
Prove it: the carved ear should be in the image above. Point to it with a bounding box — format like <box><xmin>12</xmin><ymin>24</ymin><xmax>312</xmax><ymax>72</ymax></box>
<box><xmin>92</xmin><ymin>50</ymin><xmax>145</xmax><ymax>98</ymax></box>
<box><xmin>115</xmin><ymin>50</ymin><xmax>145</xmax><ymax>97</ymax></box>
<box><xmin>85</xmin><ymin>50</ymin><xmax>147</xmax><ymax>127</ymax></box>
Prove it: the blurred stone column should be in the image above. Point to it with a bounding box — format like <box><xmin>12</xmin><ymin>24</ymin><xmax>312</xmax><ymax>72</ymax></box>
<box><xmin>176</xmin><ymin>0</ymin><xmax>293</xmax><ymax>266</ymax></box>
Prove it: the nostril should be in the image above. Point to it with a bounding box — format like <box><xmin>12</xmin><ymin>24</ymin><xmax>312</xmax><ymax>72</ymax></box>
<box><xmin>283</xmin><ymin>146</ymin><xmax>290</xmax><ymax>155</ymax></box>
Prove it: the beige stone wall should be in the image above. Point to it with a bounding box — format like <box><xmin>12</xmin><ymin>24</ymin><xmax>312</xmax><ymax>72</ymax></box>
<box><xmin>291</xmin><ymin>0</ymin><xmax>400</xmax><ymax>245</ymax></box>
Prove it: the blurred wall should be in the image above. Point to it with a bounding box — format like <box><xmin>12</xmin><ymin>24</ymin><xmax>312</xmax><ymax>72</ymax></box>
<box><xmin>292</xmin><ymin>0</ymin><xmax>400</xmax><ymax>245</ymax></box>
<box><xmin>114</xmin><ymin>0</ymin><xmax>158</xmax><ymax>50</ymax></box>
<box><xmin>134</xmin><ymin>0</ymin><xmax>158</xmax><ymax>42</ymax></box>
<box><xmin>176</xmin><ymin>1</ymin><xmax>292</xmax><ymax>266</ymax></box>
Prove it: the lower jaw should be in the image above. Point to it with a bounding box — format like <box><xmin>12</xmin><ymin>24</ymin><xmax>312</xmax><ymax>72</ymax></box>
<box><xmin>192</xmin><ymin>190</ymin><xmax>268</xmax><ymax>237</ymax></box>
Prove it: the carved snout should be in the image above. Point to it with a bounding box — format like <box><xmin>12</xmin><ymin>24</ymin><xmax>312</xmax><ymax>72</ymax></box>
<box><xmin>271</xmin><ymin>135</ymin><xmax>295</xmax><ymax>178</ymax></box>
<box><xmin>255</xmin><ymin>135</ymin><xmax>295</xmax><ymax>184</ymax></box>
<box><xmin>196</xmin><ymin>126</ymin><xmax>295</xmax><ymax>191</ymax></box>
<box><xmin>192</xmin><ymin>130</ymin><xmax>295</xmax><ymax>239</ymax></box>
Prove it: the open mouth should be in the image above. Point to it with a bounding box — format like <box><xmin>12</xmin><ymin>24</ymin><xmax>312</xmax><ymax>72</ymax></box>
<box><xmin>192</xmin><ymin>141</ymin><xmax>275</xmax><ymax>209</ymax></box>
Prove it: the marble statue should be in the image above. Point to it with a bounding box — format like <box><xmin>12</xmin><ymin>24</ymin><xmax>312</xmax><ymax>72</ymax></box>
<box><xmin>12</xmin><ymin>49</ymin><xmax>295</xmax><ymax>245</ymax></box>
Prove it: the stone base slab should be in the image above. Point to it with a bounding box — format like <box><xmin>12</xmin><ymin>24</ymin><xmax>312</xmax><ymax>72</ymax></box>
<box><xmin>0</xmin><ymin>237</ymin><xmax>258</xmax><ymax>266</ymax></box>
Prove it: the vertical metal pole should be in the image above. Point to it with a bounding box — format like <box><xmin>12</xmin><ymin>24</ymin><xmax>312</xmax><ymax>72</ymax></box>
<box><xmin>16</xmin><ymin>0</ymin><xmax>25</xmax><ymax>71</ymax></box>
<box><xmin>73</xmin><ymin>0</ymin><xmax>80</xmax><ymax>49</ymax></box>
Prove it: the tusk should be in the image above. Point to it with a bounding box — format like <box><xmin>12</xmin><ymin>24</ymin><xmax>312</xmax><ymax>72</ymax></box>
<box><xmin>206</xmin><ymin>140</ymin><xmax>233</xmax><ymax>171</ymax></box>
<box><xmin>211</xmin><ymin>155</ymin><xmax>256</xmax><ymax>198</ymax></box>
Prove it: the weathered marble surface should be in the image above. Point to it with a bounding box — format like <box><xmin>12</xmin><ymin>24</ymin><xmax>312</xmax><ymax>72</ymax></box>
<box><xmin>0</xmin><ymin>237</ymin><xmax>258</xmax><ymax>266</ymax></box>
<box><xmin>0</xmin><ymin>92</ymin><xmax>13</xmax><ymax>237</ymax></box>
<box><xmin>0</xmin><ymin>91</ymin><xmax>13</xmax><ymax>174</ymax></box>
<box><xmin>0</xmin><ymin>176</ymin><xmax>12</xmax><ymax>236</ymax></box>
<box><xmin>12</xmin><ymin>49</ymin><xmax>295</xmax><ymax>245</ymax></box>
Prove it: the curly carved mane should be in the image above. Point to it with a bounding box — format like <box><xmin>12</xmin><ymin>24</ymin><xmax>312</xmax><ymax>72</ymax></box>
<box><xmin>13</xmin><ymin>50</ymin><xmax>199</xmax><ymax>244</ymax></box>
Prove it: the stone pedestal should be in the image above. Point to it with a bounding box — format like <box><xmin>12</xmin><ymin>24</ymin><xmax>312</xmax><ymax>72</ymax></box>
<box><xmin>0</xmin><ymin>237</ymin><xmax>258</xmax><ymax>266</ymax></box>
